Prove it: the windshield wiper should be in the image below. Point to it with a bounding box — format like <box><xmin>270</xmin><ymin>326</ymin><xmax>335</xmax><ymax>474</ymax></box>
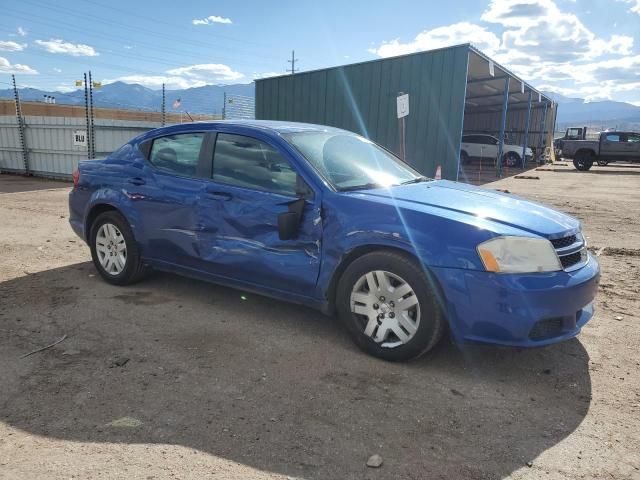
<box><xmin>338</xmin><ymin>182</ymin><xmax>384</xmax><ymax>192</ymax></box>
<box><xmin>400</xmin><ymin>176</ymin><xmax>431</xmax><ymax>185</ymax></box>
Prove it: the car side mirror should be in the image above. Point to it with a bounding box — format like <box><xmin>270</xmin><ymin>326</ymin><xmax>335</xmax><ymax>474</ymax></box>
<box><xmin>277</xmin><ymin>198</ymin><xmax>305</xmax><ymax>240</ymax></box>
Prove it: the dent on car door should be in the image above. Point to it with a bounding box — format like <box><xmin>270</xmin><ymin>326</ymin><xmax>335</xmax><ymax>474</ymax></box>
<box><xmin>198</xmin><ymin>132</ymin><xmax>322</xmax><ymax>296</ymax></box>
<box><xmin>132</xmin><ymin>131</ymin><xmax>214</xmax><ymax>267</ymax></box>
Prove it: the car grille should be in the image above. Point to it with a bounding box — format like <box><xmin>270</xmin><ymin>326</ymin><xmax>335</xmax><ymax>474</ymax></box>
<box><xmin>560</xmin><ymin>251</ymin><xmax>583</xmax><ymax>269</ymax></box>
<box><xmin>550</xmin><ymin>235</ymin><xmax>576</xmax><ymax>249</ymax></box>
<box><xmin>551</xmin><ymin>233</ymin><xmax>587</xmax><ymax>271</ymax></box>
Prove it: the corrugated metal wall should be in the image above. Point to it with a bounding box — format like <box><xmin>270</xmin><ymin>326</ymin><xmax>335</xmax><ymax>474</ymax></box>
<box><xmin>256</xmin><ymin>45</ymin><xmax>469</xmax><ymax>180</ymax></box>
<box><xmin>0</xmin><ymin>115</ymin><xmax>161</xmax><ymax>178</ymax></box>
<box><xmin>463</xmin><ymin>103</ymin><xmax>556</xmax><ymax>150</ymax></box>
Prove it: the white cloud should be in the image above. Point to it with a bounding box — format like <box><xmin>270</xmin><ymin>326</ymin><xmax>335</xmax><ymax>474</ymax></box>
<box><xmin>252</xmin><ymin>71</ymin><xmax>283</xmax><ymax>79</ymax></box>
<box><xmin>103</xmin><ymin>75</ymin><xmax>204</xmax><ymax>90</ymax></box>
<box><xmin>192</xmin><ymin>15</ymin><xmax>232</xmax><ymax>25</ymax></box>
<box><xmin>166</xmin><ymin>63</ymin><xmax>244</xmax><ymax>82</ymax></box>
<box><xmin>123</xmin><ymin>45</ymin><xmax>133</xmax><ymax>49</ymax></box>
<box><xmin>35</xmin><ymin>39</ymin><xmax>98</xmax><ymax>57</ymax></box>
<box><xmin>481</xmin><ymin>0</ymin><xmax>633</xmax><ymax>62</ymax></box>
<box><xmin>369</xmin><ymin>0</ymin><xmax>639</xmax><ymax>103</ymax></box>
<box><xmin>0</xmin><ymin>56</ymin><xmax>38</xmax><ymax>74</ymax></box>
<box><xmin>619</xmin><ymin>0</ymin><xmax>640</xmax><ymax>14</ymax></box>
<box><xmin>55</xmin><ymin>84</ymin><xmax>78</xmax><ymax>93</ymax></box>
<box><xmin>17</xmin><ymin>27</ymin><xmax>27</xmax><ymax>37</ymax></box>
<box><xmin>368</xmin><ymin>22</ymin><xmax>500</xmax><ymax>58</ymax></box>
<box><xmin>104</xmin><ymin>63</ymin><xmax>245</xmax><ymax>89</ymax></box>
<box><xmin>53</xmin><ymin>67</ymin><xmax>62</xmax><ymax>73</ymax></box>
<box><xmin>0</xmin><ymin>40</ymin><xmax>26</xmax><ymax>52</ymax></box>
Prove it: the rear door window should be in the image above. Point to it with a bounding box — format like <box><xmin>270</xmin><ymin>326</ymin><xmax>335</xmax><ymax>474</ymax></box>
<box><xmin>212</xmin><ymin>133</ymin><xmax>297</xmax><ymax>196</ymax></box>
<box><xmin>605</xmin><ymin>133</ymin><xmax>621</xmax><ymax>142</ymax></box>
<box><xmin>149</xmin><ymin>133</ymin><xmax>205</xmax><ymax>177</ymax></box>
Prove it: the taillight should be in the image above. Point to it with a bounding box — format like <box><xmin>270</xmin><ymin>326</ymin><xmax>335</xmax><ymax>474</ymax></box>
<box><xmin>72</xmin><ymin>169</ymin><xmax>80</xmax><ymax>188</ymax></box>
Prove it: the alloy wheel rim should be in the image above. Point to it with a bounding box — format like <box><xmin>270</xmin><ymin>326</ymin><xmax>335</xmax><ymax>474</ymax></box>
<box><xmin>350</xmin><ymin>270</ymin><xmax>421</xmax><ymax>348</ymax></box>
<box><xmin>95</xmin><ymin>223</ymin><xmax>127</xmax><ymax>275</ymax></box>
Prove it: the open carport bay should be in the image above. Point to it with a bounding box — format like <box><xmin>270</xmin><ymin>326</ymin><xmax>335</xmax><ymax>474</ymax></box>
<box><xmin>0</xmin><ymin>168</ymin><xmax>639</xmax><ymax>479</ymax></box>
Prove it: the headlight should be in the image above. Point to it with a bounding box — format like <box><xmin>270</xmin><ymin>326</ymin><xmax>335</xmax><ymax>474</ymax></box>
<box><xmin>477</xmin><ymin>236</ymin><xmax>561</xmax><ymax>273</ymax></box>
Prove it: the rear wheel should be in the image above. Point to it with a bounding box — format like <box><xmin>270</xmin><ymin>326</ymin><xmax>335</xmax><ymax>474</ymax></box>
<box><xmin>573</xmin><ymin>150</ymin><xmax>594</xmax><ymax>171</ymax></box>
<box><xmin>90</xmin><ymin>211</ymin><xmax>146</xmax><ymax>285</ymax></box>
<box><xmin>336</xmin><ymin>251</ymin><xmax>446</xmax><ymax>361</ymax></box>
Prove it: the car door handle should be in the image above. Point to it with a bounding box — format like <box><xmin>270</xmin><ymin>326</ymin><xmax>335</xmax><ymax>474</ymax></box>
<box><xmin>127</xmin><ymin>177</ymin><xmax>146</xmax><ymax>186</ymax></box>
<box><xmin>205</xmin><ymin>190</ymin><xmax>232</xmax><ymax>201</ymax></box>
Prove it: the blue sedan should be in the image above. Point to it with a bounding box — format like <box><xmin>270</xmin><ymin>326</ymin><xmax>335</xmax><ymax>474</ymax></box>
<box><xmin>69</xmin><ymin>120</ymin><xmax>600</xmax><ymax>361</ymax></box>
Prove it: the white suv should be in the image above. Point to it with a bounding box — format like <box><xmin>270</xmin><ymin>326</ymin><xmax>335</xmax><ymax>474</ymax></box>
<box><xmin>460</xmin><ymin>134</ymin><xmax>533</xmax><ymax>167</ymax></box>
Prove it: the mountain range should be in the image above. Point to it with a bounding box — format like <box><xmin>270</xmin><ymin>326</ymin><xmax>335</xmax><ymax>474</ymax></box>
<box><xmin>0</xmin><ymin>81</ymin><xmax>255</xmax><ymax>116</ymax></box>
<box><xmin>1</xmin><ymin>81</ymin><xmax>639</xmax><ymax>128</ymax></box>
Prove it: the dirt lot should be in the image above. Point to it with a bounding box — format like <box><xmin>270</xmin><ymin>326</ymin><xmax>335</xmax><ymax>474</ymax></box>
<box><xmin>1</xmin><ymin>165</ymin><xmax>639</xmax><ymax>480</ymax></box>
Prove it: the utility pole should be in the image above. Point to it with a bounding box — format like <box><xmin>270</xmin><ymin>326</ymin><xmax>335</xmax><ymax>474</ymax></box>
<box><xmin>161</xmin><ymin>83</ymin><xmax>166</xmax><ymax>126</ymax></box>
<box><xmin>222</xmin><ymin>92</ymin><xmax>226</xmax><ymax>119</ymax></box>
<box><xmin>88</xmin><ymin>71</ymin><xmax>96</xmax><ymax>159</ymax></box>
<box><xmin>287</xmin><ymin>50</ymin><xmax>298</xmax><ymax>74</ymax></box>
<box><xmin>12</xmin><ymin>74</ymin><xmax>30</xmax><ymax>174</ymax></box>
<box><xmin>83</xmin><ymin>73</ymin><xmax>91</xmax><ymax>159</ymax></box>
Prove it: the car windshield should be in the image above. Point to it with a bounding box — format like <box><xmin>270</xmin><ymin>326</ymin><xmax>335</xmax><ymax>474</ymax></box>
<box><xmin>282</xmin><ymin>131</ymin><xmax>425</xmax><ymax>191</ymax></box>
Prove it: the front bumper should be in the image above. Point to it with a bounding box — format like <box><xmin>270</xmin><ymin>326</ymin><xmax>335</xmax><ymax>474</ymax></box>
<box><xmin>431</xmin><ymin>253</ymin><xmax>600</xmax><ymax>347</ymax></box>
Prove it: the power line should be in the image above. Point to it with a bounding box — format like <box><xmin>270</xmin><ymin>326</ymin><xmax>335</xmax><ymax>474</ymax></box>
<box><xmin>0</xmin><ymin>18</ymin><xmax>278</xmax><ymax>71</ymax></box>
<box><xmin>4</xmin><ymin>3</ymin><xmax>282</xmax><ymax>64</ymax></box>
<box><xmin>82</xmin><ymin>0</ymin><xmax>280</xmax><ymax>50</ymax></box>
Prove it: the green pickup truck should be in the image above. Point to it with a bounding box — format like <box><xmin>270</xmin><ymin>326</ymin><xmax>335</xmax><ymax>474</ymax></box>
<box><xmin>555</xmin><ymin>128</ymin><xmax>640</xmax><ymax>171</ymax></box>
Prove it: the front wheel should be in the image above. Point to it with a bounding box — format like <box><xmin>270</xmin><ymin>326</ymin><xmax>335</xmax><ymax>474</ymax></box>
<box><xmin>336</xmin><ymin>251</ymin><xmax>446</xmax><ymax>361</ymax></box>
<box><xmin>90</xmin><ymin>210</ymin><xmax>146</xmax><ymax>285</ymax></box>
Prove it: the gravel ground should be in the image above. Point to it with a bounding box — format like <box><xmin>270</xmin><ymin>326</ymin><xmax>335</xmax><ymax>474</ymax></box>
<box><xmin>0</xmin><ymin>164</ymin><xmax>639</xmax><ymax>480</ymax></box>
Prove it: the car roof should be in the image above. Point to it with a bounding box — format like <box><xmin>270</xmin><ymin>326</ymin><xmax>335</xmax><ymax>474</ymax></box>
<box><xmin>133</xmin><ymin>120</ymin><xmax>353</xmax><ymax>145</ymax></box>
<box><xmin>188</xmin><ymin>119</ymin><xmax>346</xmax><ymax>134</ymax></box>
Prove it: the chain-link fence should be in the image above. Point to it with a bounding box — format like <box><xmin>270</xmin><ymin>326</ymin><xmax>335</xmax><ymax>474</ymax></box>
<box><xmin>0</xmin><ymin>98</ymin><xmax>218</xmax><ymax>180</ymax></box>
<box><xmin>222</xmin><ymin>93</ymin><xmax>255</xmax><ymax>120</ymax></box>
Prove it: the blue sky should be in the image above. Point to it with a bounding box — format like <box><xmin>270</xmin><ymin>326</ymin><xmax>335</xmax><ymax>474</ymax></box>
<box><xmin>1</xmin><ymin>0</ymin><xmax>639</xmax><ymax>104</ymax></box>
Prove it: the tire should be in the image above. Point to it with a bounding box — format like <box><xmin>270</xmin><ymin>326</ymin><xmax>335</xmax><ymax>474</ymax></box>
<box><xmin>573</xmin><ymin>151</ymin><xmax>594</xmax><ymax>171</ymax></box>
<box><xmin>336</xmin><ymin>250</ymin><xmax>446</xmax><ymax>361</ymax></box>
<box><xmin>460</xmin><ymin>151</ymin><xmax>470</xmax><ymax>165</ymax></box>
<box><xmin>89</xmin><ymin>210</ymin><xmax>146</xmax><ymax>285</ymax></box>
<box><xmin>503</xmin><ymin>152</ymin><xmax>520</xmax><ymax>167</ymax></box>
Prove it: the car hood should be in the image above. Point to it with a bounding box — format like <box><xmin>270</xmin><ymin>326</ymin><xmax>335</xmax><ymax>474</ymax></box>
<box><xmin>351</xmin><ymin>180</ymin><xmax>579</xmax><ymax>237</ymax></box>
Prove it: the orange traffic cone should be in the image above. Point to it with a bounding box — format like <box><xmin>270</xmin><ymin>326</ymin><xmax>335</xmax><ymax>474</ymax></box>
<box><xmin>434</xmin><ymin>165</ymin><xmax>442</xmax><ymax>180</ymax></box>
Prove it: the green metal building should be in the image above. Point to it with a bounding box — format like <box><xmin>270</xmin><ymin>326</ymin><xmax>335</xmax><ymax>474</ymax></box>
<box><xmin>255</xmin><ymin>44</ymin><xmax>555</xmax><ymax>183</ymax></box>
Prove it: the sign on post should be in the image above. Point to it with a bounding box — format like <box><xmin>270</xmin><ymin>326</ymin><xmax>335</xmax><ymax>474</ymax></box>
<box><xmin>396</xmin><ymin>93</ymin><xmax>409</xmax><ymax>119</ymax></box>
<box><xmin>73</xmin><ymin>130</ymin><xmax>87</xmax><ymax>147</ymax></box>
<box><xmin>397</xmin><ymin>93</ymin><xmax>409</xmax><ymax>161</ymax></box>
